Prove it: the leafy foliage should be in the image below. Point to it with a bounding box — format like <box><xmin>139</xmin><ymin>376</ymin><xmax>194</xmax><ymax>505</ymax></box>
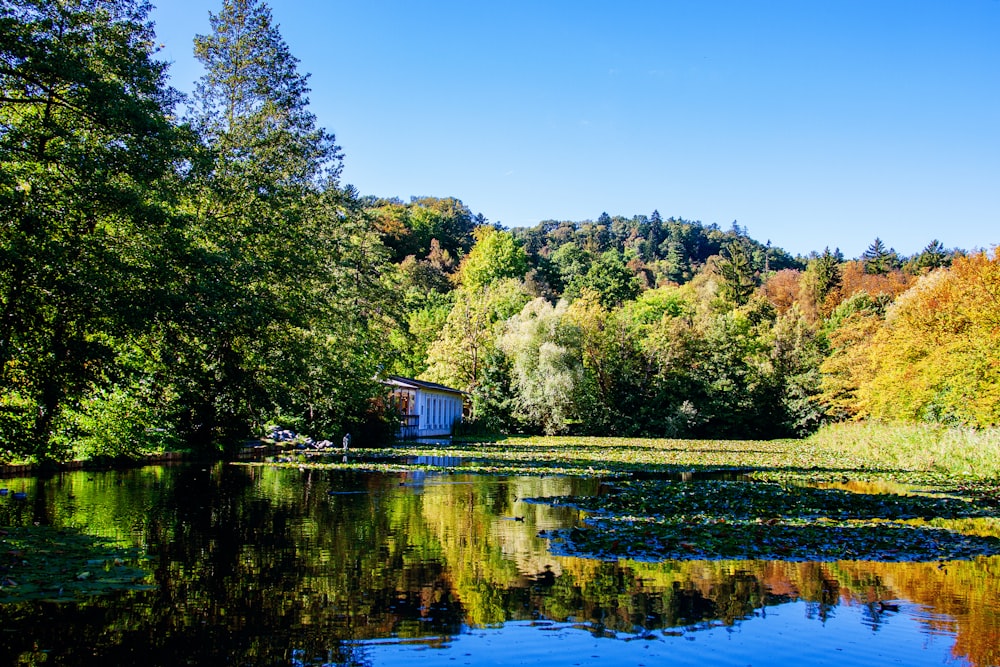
<box><xmin>0</xmin><ymin>0</ymin><xmax>190</xmax><ymax>459</ymax></box>
<box><xmin>0</xmin><ymin>0</ymin><xmax>991</xmax><ymax>461</ymax></box>
<box><xmin>860</xmin><ymin>252</ymin><xmax>1000</xmax><ymax>427</ymax></box>
<box><xmin>459</xmin><ymin>227</ymin><xmax>529</xmax><ymax>291</ymax></box>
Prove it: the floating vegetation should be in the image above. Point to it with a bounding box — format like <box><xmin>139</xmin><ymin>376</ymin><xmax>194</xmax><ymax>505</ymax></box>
<box><xmin>529</xmin><ymin>479</ymin><xmax>1000</xmax><ymax>562</ymax></box>
<box><xmin>237</xmin><ymin>433</ymin><xmax>1000</xmax><ymax>563</ymax></box>
<box><xmin>0</xmin><ymin>526</ymin><xmax>152</xmax><ymax>602</ymax></box>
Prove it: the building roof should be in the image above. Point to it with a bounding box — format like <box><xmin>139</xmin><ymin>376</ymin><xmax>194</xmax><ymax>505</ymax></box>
<box><xmin>382</xmin><ymin>375</ymin><xmax>467</xmax><ymax>395</ymax></box>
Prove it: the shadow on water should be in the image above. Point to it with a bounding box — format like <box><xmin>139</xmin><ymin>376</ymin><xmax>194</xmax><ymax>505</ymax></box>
<box><xmin>0</xmin><ymin>463</ymin><xmax>997</xmax><ymax>667</ymax></box>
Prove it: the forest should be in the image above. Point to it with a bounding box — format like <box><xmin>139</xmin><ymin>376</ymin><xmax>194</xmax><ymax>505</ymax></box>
<box><xmin>2</xmin><ymin>0</ymin><xmax>998</xmax><ymax>463</ymax></box>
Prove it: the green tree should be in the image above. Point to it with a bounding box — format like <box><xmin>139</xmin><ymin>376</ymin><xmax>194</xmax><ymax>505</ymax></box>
<box><xmin>801</xmin><ymin>247</ymin><xmax>843</xmax><ymax>318</ymax></box>
<box><xmin>459</xmin><ymin>227</ymin><xmax>529</xmax><ymax>291</ymax></box>
<box><xmin>0</xmin><ymin>0</ymin><xmax>188</xmax><ymax>459</ymax></box>
<box><xmin>422</xmin><ymin>280</ymin><xmax>529</xmax><ymax>392</ymax></box>
<box><xmin>169</xmin><ymin>0</ymin><xmax>391</xmax><ymax>446</ymax></box>
<box><xmin>500</xmin><ymin>299</ymin><xmax>582</xmax><ymax>434</ymax></box>
<box><xmin>371</xmin><ymin>196</ymin><xmax>477</xmax><ymax>262</ymax></box>
<box><xmin>913</xmin><ymin>239</ymin><xmax>950</xmax><ymax>272</ymax></box>
<box><xmin>549</xmin><ymin>242</ymin><xmax>592</xmax><ymax>291</ymax></box>
<box><xmin>862</xmin><ymin>238</ymin><xmax>895</xmax><ymax>276</ymax></box>
<box><xmin>566</xmin><ymin>249</ymin><xmax>640</xmax><ymax>308</ymax></box>
<box><xmin>716</xmin><ymin>240</ymin><xmax>757</xmax><ymax>306</ymax></box>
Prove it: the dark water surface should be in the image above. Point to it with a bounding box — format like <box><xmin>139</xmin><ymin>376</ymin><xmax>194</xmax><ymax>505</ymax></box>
<box><xmin>1</xmin><ymin>463</ymin><xmax>998</xmax><ymax>666</ymax></box>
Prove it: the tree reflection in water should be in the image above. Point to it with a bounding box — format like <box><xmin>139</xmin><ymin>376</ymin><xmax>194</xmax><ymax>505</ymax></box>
<box><xmin>0</xmin><ymin>464</ymin><xmax>996</xmax><ymax>667</ymax></box>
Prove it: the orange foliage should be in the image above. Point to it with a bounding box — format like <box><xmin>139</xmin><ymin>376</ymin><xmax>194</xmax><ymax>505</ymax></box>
<box><xmin>761</xmin><ymin>269</ymin><xmax>802</xmax><ymax>315</ymax></box>
<box><xmin>836</xmin><ymin>261</ymin><xmax>914</xmax><ymax>303</ymax></box>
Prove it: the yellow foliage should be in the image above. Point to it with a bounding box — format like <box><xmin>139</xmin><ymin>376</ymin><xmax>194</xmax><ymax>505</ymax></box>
<box><xmin>819</xmin><ymin>312</ymin><xmax>882</xmax><ymax>419</ymax></box>
<box><xmin>860</xmin><ymin>251</ymin><xmax>1000</xmax><ymax>427</ymax></box>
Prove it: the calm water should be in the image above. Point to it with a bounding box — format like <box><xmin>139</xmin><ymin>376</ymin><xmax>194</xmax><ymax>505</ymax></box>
<box><xmin>1</xmin><ymin>463</ymin><xmax>998</xmax><ymax>667</ymax></box>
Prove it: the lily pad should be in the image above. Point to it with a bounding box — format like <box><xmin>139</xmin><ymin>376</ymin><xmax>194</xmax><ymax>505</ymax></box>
<box><xmin>0</xmin><ymin>526</ymin><xmax>153</xmax><ymax>602</ymax></box>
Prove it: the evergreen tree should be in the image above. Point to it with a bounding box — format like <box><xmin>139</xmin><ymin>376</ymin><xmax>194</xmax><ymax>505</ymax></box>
<box><xmin>862</xmin><ymin>238</ymin><xmax>893</xmax><ymax>275</ymax></box>
<box><xmin>802</xmin><ymin>247</ymin><xmax>842</xmax><ymax>315</ymax></box>
<box><xmin>915</xmin><ymin>239</ymin><xmax>949</xmax><ymax>271</ymax></box>
<box><xmin>716</xmin><ymin>240</ymin><xmax>757</xmax><ymax>306</ymax></box>
<box><xmin>170</xmin><ymin>0</ymin><xmax>388</xmax><ymax>446</ymax></box>
<box><xmin>645</xmin><ymin>210</ymin><xmax>663</xmax><ymax>262</ymax></box>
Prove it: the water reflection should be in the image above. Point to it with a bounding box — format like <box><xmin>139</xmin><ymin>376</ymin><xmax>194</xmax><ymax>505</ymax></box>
<box><xmin>0</xmin><ymin>464</ymin><xmax>997</xmax><ymax>667</ymax></box>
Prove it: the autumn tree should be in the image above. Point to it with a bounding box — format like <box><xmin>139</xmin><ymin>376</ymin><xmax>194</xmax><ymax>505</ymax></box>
<box><xmin>860</xmin><ymin>252</ymin><xmax>1000</xmax><ymax>427</ymax></box>
<box><xmin>761</xmin><ymin>269</ymin><xmax>803</xmax><ymax>315</ymax></box>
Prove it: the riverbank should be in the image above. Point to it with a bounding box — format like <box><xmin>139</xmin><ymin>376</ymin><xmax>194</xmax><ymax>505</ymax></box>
<box><xmin>0</xmin><ymin>451</ymin><xmax>190</xmax><ymax>479</ymax></box>
<box><xmin>803</xmin><ymin>422</ymin><xmax>1000</xmax><ymax>479</ymax></box>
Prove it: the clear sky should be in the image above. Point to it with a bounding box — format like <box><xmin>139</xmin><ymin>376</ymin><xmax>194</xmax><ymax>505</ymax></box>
<box><xmin>150</xmin><ymin>0</ymin><xmax>999</xmax><ymax>258</ymax></box>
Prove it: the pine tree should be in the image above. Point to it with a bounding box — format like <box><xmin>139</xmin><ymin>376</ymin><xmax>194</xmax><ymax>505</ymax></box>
<box><xmin>171</xmin><ymin>0</ymin><xmax>388</xmax><ymax>445</ymax></box>
<box><xmin>193</xmin><ymin>0</ymin><xmax>340</xmax><ymax>189</ymax></box>
<box><xmin>717</xmin><ymin>240</ymin><xmax>757</xmax><ymax>306</ymax></box>
<box><xmin>645</xmin><ymin>210</ymin><xmax>663</xmax><ymax>262</ymax></box>
<box><xmin>862</xmin><ymin>238</ymin><xmax>893</xmax><ymax>275</ymax></box>
<box><xmin>804</xmin><ymin>247</ymin><xmax>842</xmax><ymax>313</ymax></box>
<box><xmin>915</xmin><ymin>239</ymin><xmax>949</xmax><ymax>271</ymax></box>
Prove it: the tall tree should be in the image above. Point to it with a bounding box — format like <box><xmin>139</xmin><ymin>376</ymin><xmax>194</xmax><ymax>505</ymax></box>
<box><xmin>716</xmin><ymin>240</ymin><xmax>757</xmax><ymax>306</ymax></box>
<box><xmin>0</xmin><ymin>0</ymin><xmax>187</xmax><ymax>458</ymax></box>
<box><xmin>801</xmin><ymin>247</ymin><xmax>842</xmax><ymax>318</ymax></box>
<box><xmin>862</xmin><ymin>238</ymin><xmax>894</xmax><ymax>275</ymax></box>
<box><xmin>171</xmin><ymin>0</ymin><xmax>389</xmax><ymax>445</ymax></box>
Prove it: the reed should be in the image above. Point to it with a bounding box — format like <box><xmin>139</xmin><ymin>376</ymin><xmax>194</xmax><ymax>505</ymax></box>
<box><xmin>805</xmin><ymin>422</ymin><xmax>1000</xmax><ymax>479</ymax></box>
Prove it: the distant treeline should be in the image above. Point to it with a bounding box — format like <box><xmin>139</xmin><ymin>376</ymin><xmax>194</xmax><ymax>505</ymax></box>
<box><xmin>374</xmin><ymin>195</ymin><xmax>996</xmax><ymax>437</ymax></box>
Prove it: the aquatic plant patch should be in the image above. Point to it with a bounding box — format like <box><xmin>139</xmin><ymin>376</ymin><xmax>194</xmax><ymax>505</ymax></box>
<box><xmin>540</xmin><ymin>516</ymin><xmax>1000</xmax><ymax>562</ymax></box>
<box><xmin>245</xmin><ymin>431</ymin><xmax>1000</xmax><ymax>563</ymax></box>
<box><xmin>530</xmin><ymin>480</ymin><xmax>1000</xmax><ymax>562</ymax></box>
<box><xmin>543</xmin><ymin>480</ymin><xmax>994</xmax><ymax>522</ymax></box>
<box><xmin>0</xmin><ymin>526</ymin><xmax>152</xmax><ymax>602</ymax></box>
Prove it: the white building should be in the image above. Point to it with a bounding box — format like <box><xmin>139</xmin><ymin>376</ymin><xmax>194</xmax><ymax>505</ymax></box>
<box><xmin>383</xmin><ymin>376</ymin><xmax>466</xmax><ymax>438</ymax></box>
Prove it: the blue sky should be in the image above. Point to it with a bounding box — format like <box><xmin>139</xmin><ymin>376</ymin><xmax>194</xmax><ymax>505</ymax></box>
<box><xmin>150</xmin><ymin>1</ymin><xmax>999</xmax><ymax>258</ymax></box>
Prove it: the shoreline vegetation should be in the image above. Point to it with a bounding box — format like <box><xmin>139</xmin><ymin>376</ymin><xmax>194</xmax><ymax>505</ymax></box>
<box><xmin>240</xmin><ymin>421</ymin><xmax>1000</xmax><ymax>484</ymax></box>
<box><xmin>233</xmin><ymin>422</ymin><xmax>1000</xmax><ymax>563</ymax></box>
<box><xmin>3</xmin><ymin>422</ymin><xmax>999</xmax><ymax>483</ymax></box>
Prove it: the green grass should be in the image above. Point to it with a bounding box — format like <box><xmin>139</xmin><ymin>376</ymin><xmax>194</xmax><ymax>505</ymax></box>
<box><xmin>270</xmin><ymin>422</ymin><xmax>1000</xmax><ymax>488</ymax></box>
<box><xmin>803</xmin><ymin>422</ymin><xmax>1000</xmax><ymax>479</ymax></box>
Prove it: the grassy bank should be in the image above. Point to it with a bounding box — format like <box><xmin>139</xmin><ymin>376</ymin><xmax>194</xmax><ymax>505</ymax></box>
<box><xmin>803</xmin><ymin>422</ymin><xmax>1000</xmax><ymax>480</ymax></box>
<box><xmin>250</xmin><ymin>421</ymin><xmax>1000</xmax><ymax>491</ymax></box>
